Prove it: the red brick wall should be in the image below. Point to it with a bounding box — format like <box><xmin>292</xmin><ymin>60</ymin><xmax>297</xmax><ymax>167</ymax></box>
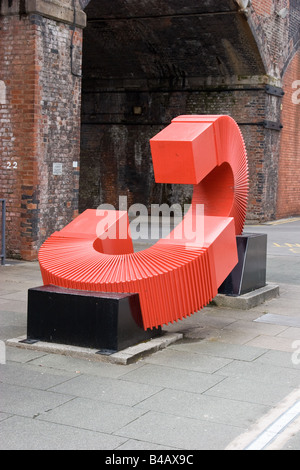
<box><xmin>0</xmin><ymin>13</ymin><xmax>82</xmax><ymax>260</ymax></box>
<box><xmin>250</xmin><ymin>0</ymin><xmax>290</xmax><ymax>76</ymax></box>
<box><xmin>34</xmin><ymin>15</ymin><xmax>82</xmax><ymax>244</ymax></box>
<box><xmin>276</xmin><ymin>51</ymin><xmax>300</xmax><ymax>217</ymax></box>
<box><xmin>0</xmin><ymin>15</ymin><xmax>38</xmax><ymax>259</ymax></box>
<box><xmin>252</xmin><ymin>0</ymin><xmax>273</xmax><ymax>17</ymax></box>
<box><xmin>80</xmin><ymin>81</ymin><xmax>283</xmax><ymax>222</ymax></box>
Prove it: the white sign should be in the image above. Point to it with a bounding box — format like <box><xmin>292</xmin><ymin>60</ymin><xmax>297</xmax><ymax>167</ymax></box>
<box><xmin>53</xmin><ymin>162</ymin><xmax>63</xmax><ymax>175</ymax></box>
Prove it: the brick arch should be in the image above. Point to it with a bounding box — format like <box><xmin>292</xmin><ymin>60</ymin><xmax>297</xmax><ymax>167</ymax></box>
<box><xmin>79</xmin><ymin>0</ymin><xmax>265</xmax><ymax>216</ymax></box>
<box><xmin>81</xmin><ymin>0</ymin><xmax>265</xmax><ymax>85</ymax></box>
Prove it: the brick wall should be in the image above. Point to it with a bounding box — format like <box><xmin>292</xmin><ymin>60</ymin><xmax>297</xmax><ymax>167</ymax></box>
<box><xmin>186</xmin><ymin>86</ymin><xmax>283</xmax><ymax>221</ymax></box>
<box><xmin>250</xmin><ymin>0</ymin><xmax>290</xmax><ymax>77</ymax></box>
<box><xmin>277</xmin><ymin>51</ymin><xmax>300</xmax><ymax>217</ymax></box>
<box><xmin>0</xmin><ymin>7</ymin><xmax>83</xmax><ymax>260</ymax></box>
<box><xmin>0</xmin><ymin>15</ymin><xmax>37</xmax><ymax>259</ymax></box>
<box><xmin>80</xmin><ymin>79</ymin><xmax>284</xmax><ymax>221</ymax></box>
<box><xmin>249</xmin><ymin>0</ymin><xmax>300</xmax><ymax>218</ymax></box>
<box><xmin>34</xmin><ymin>14</ymin><xmax>82</xmax><ymax>243</ymax></box>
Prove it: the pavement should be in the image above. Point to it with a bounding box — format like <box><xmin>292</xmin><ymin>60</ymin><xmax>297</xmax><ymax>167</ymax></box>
<box><xmin>0</xmin><ymin>219</ymin><xmax>300</xmax><ymax>451</ymax></box>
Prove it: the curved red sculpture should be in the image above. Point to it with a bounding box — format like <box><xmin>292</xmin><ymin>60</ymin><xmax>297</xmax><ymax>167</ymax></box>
<box><xmin>39</xmin><ymin>115</ymin><xmax>248</xmax><ymax>330</ymax></box>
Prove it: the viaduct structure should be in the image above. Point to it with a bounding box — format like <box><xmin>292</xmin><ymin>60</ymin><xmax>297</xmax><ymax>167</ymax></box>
<box><xmin>0</xmin><ymin>0</ymin><xmax>299</xmax><ymax>260</ymax></box>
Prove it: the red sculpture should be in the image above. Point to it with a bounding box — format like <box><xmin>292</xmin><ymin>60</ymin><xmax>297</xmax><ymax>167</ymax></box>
<box><xmin>39</xmin><ymin>115</ymin><xmax>248</xmax><ymax>330</ymax></box>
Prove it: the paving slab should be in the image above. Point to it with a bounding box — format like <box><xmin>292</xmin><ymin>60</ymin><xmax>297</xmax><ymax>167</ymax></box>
<box><xmin>6</xmin><ymin>346</ymin><xmax>47</xmax><ymax>363</ymax></box>
<box><xmin>117</xmin><ymin>439</ymin><xmax>178</xmax><ymax>450</ymax></box>
<box><xmin>0</xmin><ymin>382</ymin><xmax>72</xmax><ymax>417</ymax></box>
<box><xmin>216</xmin><ymin>360</ymin><xmax>300</xmax><ymax>387</ymax></box>
<box><xmin>169</xmin><ymin>339</ymin><xmax>268</xmax><ymax>361</ymax></box>
<box><xmin>114</xmin><ymin>410</ymin><xmax>244</xmax><ymax>450</ymax></box>
<box><xmin>36</xmin><ymin>397</ymin><xmax>145</xmax><ymax>434</ymax></box>
<box><xmin>255</xmin><ymin>314</ymin><xmax>300</xmax><ymax>328</ymax></box>
<box><xmin>204</xmin><ymin>376</ymin><xmax>297</xmax><ymax>407</ymax></box>
<box><xmin>134</xmin><ymin>388</ymin><xmax>269</xmax><ymax>428</ymax></box>
<box><xmin>48</xmin><ymin>373</ymin><xmax>163</xmax><ymax>407</ymax></box>
<box><xmin>277</xmin><ymin>327</ymin><xmax>300</xmax><ymax>340</ymax></box>
<box><xmin>0</xmin><ymin>415</ymin><xmax>127</xmax><ymax>450</ymax></box>
<box><xmin>143</xmin><ymin>348</ymin><xmax>233</xmax><ymax>374</ymax></box>
<box><xmin>282</xmin><ymin>427</ymin><xmax>300</xmax><ymax>450</ymax></box>
<box><xmin>17</xmin><ymin>349</ymin><xmax>142</xmax><ymax>378</ymax></box>
<box><xmin>0</xmin><ymin>361</ymin><xmax>77</xmax><ymax>389</ymax></box>
<box><xmin>254</xmin><ymin>349</ymin><xmax>300</xmax><ymax>370</ymax></box>
<box><xmin>121</xmin><ymin>363</ymin><xmax>226</xmax><ymax>394</ymax></box>
<box><xmin>245</xmin><ymin>335</ymin><xmax>298</xmax><ymax>353</ymax></box>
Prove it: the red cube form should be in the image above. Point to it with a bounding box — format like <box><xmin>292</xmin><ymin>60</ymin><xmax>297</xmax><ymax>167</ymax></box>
<box><xmin>150</xmin><ymin>121</ymin><xmax>218</xmax><ymax>184</ymax></box>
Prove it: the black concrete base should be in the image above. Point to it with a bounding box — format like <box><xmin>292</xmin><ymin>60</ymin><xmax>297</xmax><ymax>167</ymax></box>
<box><xmin>218</xmin><ymin>233</ymin><xmax>267</xmax><ymax>296</ymax></box>
<box><xmin>26</xmin><ymin>285</ymin><xmax>161</xmax><ymax>354</ymax></box>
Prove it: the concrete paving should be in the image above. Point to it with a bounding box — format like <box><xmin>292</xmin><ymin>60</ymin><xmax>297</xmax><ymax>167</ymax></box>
<box><xmin>0</xmin><ymin>219</ymin><xmax>300</xmax><ymax>450</ymax></box>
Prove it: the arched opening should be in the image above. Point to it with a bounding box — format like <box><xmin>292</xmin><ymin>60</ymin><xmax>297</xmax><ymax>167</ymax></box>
<box><xmin>79</xmin><ymin>0</ymin><xmax>265</xmax><ymax>215</ymax></box>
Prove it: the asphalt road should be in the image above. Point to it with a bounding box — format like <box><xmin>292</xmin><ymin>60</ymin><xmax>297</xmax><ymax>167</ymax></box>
<box><xmin>245</xmin><ymin>219</ymin><xmax>300</xmax><ymax>286</ymax></box>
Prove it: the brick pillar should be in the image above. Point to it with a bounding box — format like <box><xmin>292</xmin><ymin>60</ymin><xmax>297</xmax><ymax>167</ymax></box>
<box><xmin>0</xmin><ymin>0</ymin><xmax>86</xmax><ymax>260</ymax></box>
<box><xmin>276</xmin><ymin>51</ymin><xmax>300</xmax><ymax>218</ymax></box>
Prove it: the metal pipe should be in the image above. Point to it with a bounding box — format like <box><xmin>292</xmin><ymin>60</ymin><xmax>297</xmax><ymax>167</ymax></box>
<box><xmin>0</xmin><ymin>199</ymin><xmax>5</xmax><ymax>266</ymax></box>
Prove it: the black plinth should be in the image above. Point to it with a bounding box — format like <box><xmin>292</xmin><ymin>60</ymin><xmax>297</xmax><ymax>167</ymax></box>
<box><xmin>218</xmin><ymin>233</ymin><xmax>267</xmax><ymax>296</ymax></box>
<box><xmin>26</xmin><ymin>285</ymin><xmax>161</xmax><ymax>353</ymax></box>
